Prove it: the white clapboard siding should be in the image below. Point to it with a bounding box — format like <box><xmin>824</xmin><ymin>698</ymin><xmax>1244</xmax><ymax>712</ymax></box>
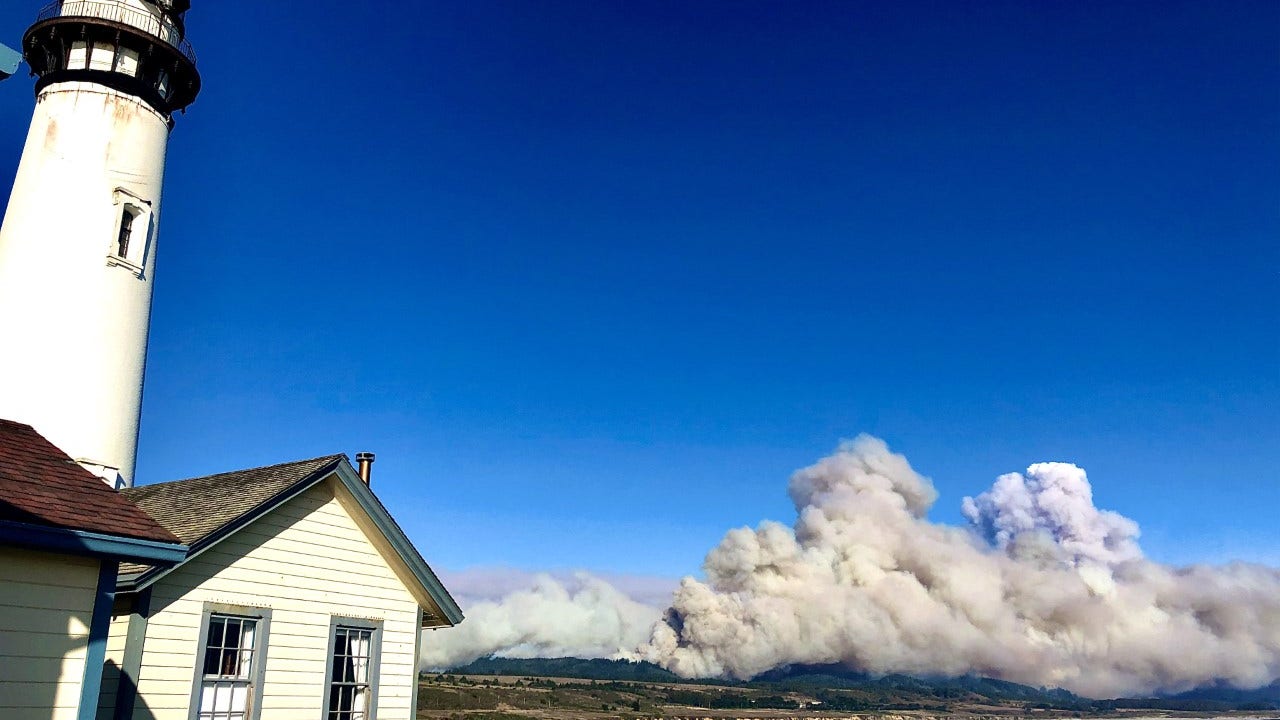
<box><xmin>0</xmin><ymin>546</ymin><xmax>100</xmax><ymax>720</ymax></box>
<box><xmin>131</xmin><ymin>478</ymin><xmax>422</xmax><ymax>720</ymax></box>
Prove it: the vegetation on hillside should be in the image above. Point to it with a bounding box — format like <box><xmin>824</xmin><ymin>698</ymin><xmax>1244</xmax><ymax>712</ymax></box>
<box><xmin>434</xmin><ymin>657</ymin><xmax>1279</xmax><ymax>716</ymax></box>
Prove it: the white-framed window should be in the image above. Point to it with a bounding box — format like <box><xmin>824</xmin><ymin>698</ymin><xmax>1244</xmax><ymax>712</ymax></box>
<box><xmin>189</xmin><ymin>605</ymin><xmax>271</xmax><ymax>720</ymax></box>
<box><xmin>323</xmin><ymin>617</ymin><xmax>382</xmax><ymax>720</ymax></box>
<box><xmin>108</xmin><ymin>187</ymin><xmax>151</xmax><ymax>273</ymax></box>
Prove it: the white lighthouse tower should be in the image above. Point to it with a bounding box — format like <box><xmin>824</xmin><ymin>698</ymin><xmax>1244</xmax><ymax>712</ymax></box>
<box><xmin>0</xmin><ymin>0</ymin><xmax>199</xmax><ymax>487</ymax></box>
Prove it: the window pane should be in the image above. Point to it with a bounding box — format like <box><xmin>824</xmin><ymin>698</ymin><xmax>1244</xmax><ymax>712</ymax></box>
<box><xmin>89</xmin><ymin>42</ymin><xmax>114</xmax><ymax>71</ymax></box>
<box><xmin>219</xmin><ymin>649</ymin><xmax>236</xmax><ymax>677</ymax></box>
<box><xmin>117</xmin><ymin>47</ymin><xmax>139</xmax><ymax>76</ymax></box>
<box><xmin>349</xmin><ymin>632</ymin><xmax>366</xmax><ymax>657</ymax></box>
<box><xmin>206</xmin><ymin>617</ymin><xmax>225</xmax><ymax>648</ymax></box>
<box><xmin>68</xmin><ymin>41</ymin><xmax>87</xmax><ymax>70</ymax></box>
<box><xmin>241</xmin><ymin>622</ymin><xmax>256</xmax><ymax>651</ymax></box>
<box><xmin>225</xmin><ymin>619</ymin><xmax>242</xmax><ymax>649</ymax></box>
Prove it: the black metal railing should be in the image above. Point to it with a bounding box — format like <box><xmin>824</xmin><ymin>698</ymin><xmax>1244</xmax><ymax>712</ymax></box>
<box><xmin>34</xmin><ymin>1</ymin><xmax>196</xmax><ymax>65</ymax></box>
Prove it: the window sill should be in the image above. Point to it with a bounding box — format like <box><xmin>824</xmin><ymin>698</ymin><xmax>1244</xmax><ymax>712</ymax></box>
<box><xmin>106</xmin><ymin>254</ymin><xmax>144</xmax><ymax>277</ymax></box>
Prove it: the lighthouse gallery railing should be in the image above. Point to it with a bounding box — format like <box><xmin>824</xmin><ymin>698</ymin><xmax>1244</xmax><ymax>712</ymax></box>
<box><xmin>34</xmin><ymin>1</ymin><xmax>197</xmax><ymax>65</ymax></box>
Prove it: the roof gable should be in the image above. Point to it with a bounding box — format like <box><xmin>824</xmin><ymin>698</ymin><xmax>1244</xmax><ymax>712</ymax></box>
<box><xmin>327</xmin><ymin>461</ymin><xmax>464</xmax><ymax>627</ymax></box>
<box><xmin>0</xmin><ymin>418</ymin><xmax>181</xmax><ymax>545</ymax></box>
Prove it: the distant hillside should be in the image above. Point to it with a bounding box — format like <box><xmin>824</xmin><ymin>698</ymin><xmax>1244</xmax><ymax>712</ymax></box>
<box><xmin>447</xmin><ymin>657</ymin><xmax>1078</xmax><ymax>707</ymax></box>
<box><xmin>1169</xmin><ymin>679</ymin><xmax>1280</xmax><ymax>707</ymax></box>
<box><xmin>447</xmin><ymin>657</ymin><xmax>1279</xmax><ymax>712</ymax></box>
<box><xmin>753</xmin><ymin>664</ymin><xmax>1077</xmax><ymax>702</ymax></box>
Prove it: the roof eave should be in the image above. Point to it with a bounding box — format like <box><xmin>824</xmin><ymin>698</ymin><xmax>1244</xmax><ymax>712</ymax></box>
<box><xmin>0</xmin><ymin>519</ymin><xmax>188</xmax><ymax>564</ymax></box>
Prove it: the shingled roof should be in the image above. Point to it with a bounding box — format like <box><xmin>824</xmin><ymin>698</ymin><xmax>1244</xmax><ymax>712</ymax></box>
<box><xmin>122</xmin><ymin>454</ymin><xmax>344</xmax><ymax>546</ymax></box>
<box><xmin>0</xmin><ymin>419</ymin><xmax>181</xmax><ymax>544</ymax></box>
<box><xmin>117</xmin><ymin>454</ymin><xmax>344</xmax><ymax>576</ymax></box>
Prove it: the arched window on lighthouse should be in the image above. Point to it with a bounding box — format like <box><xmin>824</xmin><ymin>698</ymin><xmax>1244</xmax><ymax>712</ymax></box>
<box><xmin>108</xmin><ymin>189</ymin><xmax>152</xmax><ymax>274</ymax></box>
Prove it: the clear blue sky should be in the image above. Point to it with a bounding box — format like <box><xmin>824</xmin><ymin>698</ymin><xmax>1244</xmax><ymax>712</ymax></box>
<box><xmin>0</xmin><ymin>0</ymin><xmax>1275</xmax><ymax>578</ymax></box>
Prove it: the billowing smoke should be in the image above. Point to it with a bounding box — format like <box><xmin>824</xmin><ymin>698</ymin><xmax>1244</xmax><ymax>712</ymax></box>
<box><xmin>640</xmin><ymin>436</ymin><xmax>1280</xmax><ymax>697</ymax></box>
<box><xmin>425</xmin><ymin>436</ymin><xmax>1280</xmax><ymax>697</ymax></box>
<box><xmin>961</xmin><ymin>462</ymin><xmax>1143</xmax><ymax>568</ymax></box>
<box><xmin>420</xmin><ymin>572</ymin><xmax>662</xmax><ymax>669</ymax></box>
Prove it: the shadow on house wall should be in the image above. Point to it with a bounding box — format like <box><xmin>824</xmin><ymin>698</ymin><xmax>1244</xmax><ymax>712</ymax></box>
<box><xmin>100</xmin><ymin>659</ymin><xmax>160</xmax><ymax>720</ymax></box>
<box><xmin>0</xmin><ymin>607</ymin><xmax>87</xmax><ymax>720</ymax></box>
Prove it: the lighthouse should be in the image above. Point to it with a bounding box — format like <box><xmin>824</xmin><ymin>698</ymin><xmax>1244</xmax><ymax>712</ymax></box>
<box><xmin>0</xmin><ymin>0</ymin><xmax>199</xmax><ymax>487</ymax></box>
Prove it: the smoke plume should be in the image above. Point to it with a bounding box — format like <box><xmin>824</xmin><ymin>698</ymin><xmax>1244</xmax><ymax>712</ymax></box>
<box><xmin>420</xmin><ymin>572</ymin><xmax>661</xmax><ymax>669</ymax></box>
<box><xmin>426</xmin><ymin>436</ymin><xmax>1280</xmax><ymax>697</ymax></box>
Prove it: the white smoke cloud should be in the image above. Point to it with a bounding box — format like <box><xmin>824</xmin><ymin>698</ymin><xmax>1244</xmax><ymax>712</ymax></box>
<box><xmin>961</xmin><ymin>462</ymin><xmax>1142</xmax><ymax>569</ymax></box>
<box><xmin>424</xmin><ymin>436</ymin><xmax>1280</xmax><ymax>698</ymax></box>
<box><xmin>420</xmin><ymin>572</ymin><xmax>663</xmax><ymax>669</ymax></box>
<box><xmin>440</xmin><ymin>566</ymin><xmax>679</xmax><ymax>608</ymax></box>
<box><xmin>639</xmin><ymin>436</ymin><xmax>1280</xmax><ymax>697</ymax></box>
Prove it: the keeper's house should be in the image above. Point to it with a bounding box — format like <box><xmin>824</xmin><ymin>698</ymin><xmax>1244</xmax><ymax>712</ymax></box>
<box><xmin>103</xmin><ymin>454</ymin><xmax>463</xmax><ymax>720</ymax></box>
<box><xmin>0</xmin><ymin>419</ymin><xmax>462</xmax><ymax>720</ymax></box>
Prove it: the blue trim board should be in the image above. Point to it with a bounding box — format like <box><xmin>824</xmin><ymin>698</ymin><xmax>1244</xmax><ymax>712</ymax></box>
<box><xmin>0</xmin><ymin>520</ymin><xmax>187</xmax><ymax>564</ymax></box>
<box><xmin>79</xmin><ymin>560</ymin><xmax>119</xmax><ymax>720</ymax></box>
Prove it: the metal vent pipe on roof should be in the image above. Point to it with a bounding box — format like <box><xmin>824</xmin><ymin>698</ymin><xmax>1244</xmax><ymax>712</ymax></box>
<box><xmin>356</xmin><ymin>452</ymin><xmax>375</xmax><ymax>485</ymax></box>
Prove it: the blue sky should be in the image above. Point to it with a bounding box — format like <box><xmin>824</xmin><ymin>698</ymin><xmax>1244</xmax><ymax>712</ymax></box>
<box><xmin>0</xmin><ymin>0</ymin><xmax>1275</xmax><ymax>579</ymax></box>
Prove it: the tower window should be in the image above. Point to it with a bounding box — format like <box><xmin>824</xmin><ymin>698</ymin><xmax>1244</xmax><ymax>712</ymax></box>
<box><xmin>116</xmin><ymin>47</ymin><xmax>140</xmax><ymax>77</ymax></box>
<box><xmin>117</xmin><ymin>209</ymin><xmax>135</xmax><ymax>258</ymax></box>
<box><xmin>156</xmin><ymin>69</ymin><xmax>172</xmax><ymax>100</ymax></box>
<box><xmin>108</xmin><ymin>190</ymin><xmax>151</xmax><ymax>274</ymax></box>
<box><xmin>68</xmin><ymin>41</ymin><xmax>88</xmax><ymax>70</ymax></box>
<box><xmin>89</xmin><ymin>42</ymin><xmax>115</xmax><ymax>72</ymax></box>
